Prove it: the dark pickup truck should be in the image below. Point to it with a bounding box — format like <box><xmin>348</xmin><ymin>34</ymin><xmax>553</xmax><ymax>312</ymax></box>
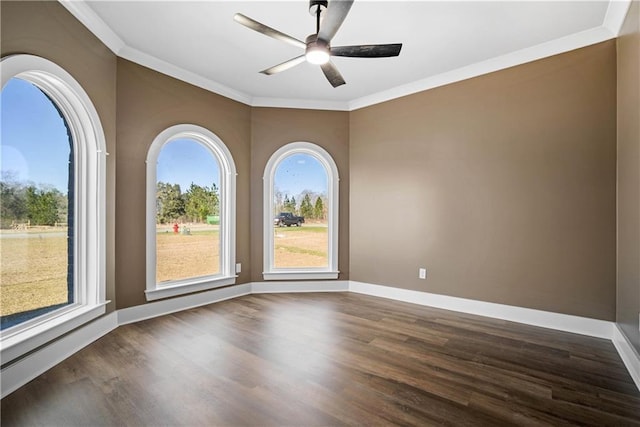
<box><xmin>274</xmin><ymin>212</ymin><xmax>304</xmax><ymax>227</ymax></box>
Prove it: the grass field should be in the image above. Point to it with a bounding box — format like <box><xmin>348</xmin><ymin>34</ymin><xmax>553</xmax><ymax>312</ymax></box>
<box><xmin>274</xmin><ymin>225</ymin><xmax>328</xmax><ymax>268</ymax></box>
<box><xmin>156</xmin><ymin>228</ymin><xmax>220</xmax><ymax>283</ymax></box>
<box><xmin>1</xmin><ymin>232</ymin><xmax>68</xmax><ymax>317</ymax></box>
<box><xmin>1</xmin><ymin>223</ymin><xmax>328</xmax><ymax>317</ymax></box>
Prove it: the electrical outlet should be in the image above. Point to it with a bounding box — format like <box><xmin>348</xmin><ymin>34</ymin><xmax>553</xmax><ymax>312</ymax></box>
<box><xmin>236</xmin><ymin>263</ymin><xmax>242</xmax><ymax>274</ymax></box>
<box><xmin>419</xmin><ymin>268</ymin><xmax>427</xmax><ymax>279</ymax></box>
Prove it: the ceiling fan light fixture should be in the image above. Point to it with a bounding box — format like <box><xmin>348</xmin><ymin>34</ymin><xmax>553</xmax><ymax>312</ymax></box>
<box><xmin>305</xmin><ymin>35</ymin><xmax>330</xmax><ymax>65</ymax></box>
<box><xmin>306</xmin><ymin>47</ymin><xmax>330</xmax><ymax>65</ymax></box>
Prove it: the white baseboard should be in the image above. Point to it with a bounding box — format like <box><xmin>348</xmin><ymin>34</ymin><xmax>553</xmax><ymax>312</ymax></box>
<box><xmin>251</xmin><ymin>280</ymin><xmax>349</xmax><ymax>294</ymax></box>
<box><xmin>349</xmin><ymin>281</ymin><xmax>640</xmax><ymax>390</ymax></box>
<box><xmin>1</xmin><ymin>311</ymin><xmax>118</xmax><ymax>399</ymax></box>
<box><xmin>612</xmin><ymin>324</ymin><xmax>640</xmax><ymax>390</ymax></box>
<box><xmin>3</xmin><ymin>280</ymin><xmax>638</xmax><ymax>398</ymax></box>
<box><xmin>117</xmin><ymin>283</ymin><xmax>252</xmax><ymax>325</ymax></box>
<box><xmin>117</xmin><ymin>281</ymin><xmax>348</xmax><ymax>325</ymax></box>
<box><xmin>348</xmin><ymin>281</ymin><xmax>614</xmax><ymax>339</ymax></box>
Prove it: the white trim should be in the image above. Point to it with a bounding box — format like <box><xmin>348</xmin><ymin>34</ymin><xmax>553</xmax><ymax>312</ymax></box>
<box><xmin>145</xmin><ymin>124</ymin><xmax>237</xmax><ymax>302</ymax></box>
<box><xmin>354</xmin><ymin>279</ymin><xmax>639</xmax><ymax>390</ymax></box>
<box><xmin>251</xmin><ymin>97</ymin><xmax>349</xmax><ymax>112</ymax></box>
<box><xmin>349</xmin><ymin>26</ymin><xmax>614</xmax><ymax>111</ymax></box>
<box><xmin>1</xmin><ymin>311</ymin><xmax>117</xmax><ymax>399</ymax></box>
<box><xmin>145</xmin><ymin>276</ymin><xmax>237</xmax><ymax>301</ymax></box>
<box><xmin>57</xmin><ymin>1</ymin><xmax>625</xmax><ymax>112</ymax></box>
<box><xmin>603</xmin><ymin>0</ymin><xmax>633</xmax><ymax>36</ymax></box>
<box><xmin>252</xmin><ymin>280</ymin><xmax>348</xmax><ymax>294</ymax></box>
<box><xmin>58</xmin><ymin>1</ymin><xmax>252</xmax><ymax>106</ymax></box>
<box><xmin>1</xmin><ymin>54</ymin><xmax>107</xmax><ymax>364</ymax></box>
<box><xmin>263</xmin><ymin>271</ymin><xmax>340</xmax><ymax>281</ymax></box>
<box><xmin>348</xmin><ymin>281</ymin><xmax>613</xmax><ymax>339</ymax></box>
<box><xmin>58</xmin><ymin>0</ymin><xmax>125</xmax><ymax>55</ymax></box>
<box><xmin>612</xmin><ymin>324</ymin><xmax>640</xmax><ymax>390</ymax></box>
<box><xmin>118</xmin><ymin>46</ymin><xmax>252</xmax><ymax>106</ymax></box>
<box><xmin>263</xmin><ymin>142</ymin><xmax>339</xmax><ymax>280</ymax></box>
<box><xmin>119</xmin><ymin>284</ymin><xmax>251</xmax><ymax>326</ymax></box>
<box><xmin>122</xmin><ymin>281</ymin><xmax>346</xmax><ymax>326</ymax></box>
<box><xmin>3</xmin><ymin>281</ymin><xmax>639</xmax><ymax>398</ymax></box>
<box><xmin>0</xmin><ymin>303</ymin><xmax>108</xmax><ymax>365</ymax></box>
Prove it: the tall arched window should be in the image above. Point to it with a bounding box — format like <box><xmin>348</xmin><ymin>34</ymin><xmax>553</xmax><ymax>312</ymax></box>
<box><xmin>0</xmin><ymin>55</ymin><xmax>107</xmax><ymax>364</ymax></box>
<box><xmin>1</xmin><ymin>77</ymin><xmax>74</xmax><ymax>327</ymax></box>
<box><xmin>146</xmin><ymin>124</ymin><xmax>236</xmax><ymax>301</ymax></box>
<box><xmin>263</xmin><ymin>142</ymin><xmax>339</xmax><ymax>280</ymax></box>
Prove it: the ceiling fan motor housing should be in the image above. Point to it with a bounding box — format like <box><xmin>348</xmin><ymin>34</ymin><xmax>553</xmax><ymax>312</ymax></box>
<box><xmin>306</xmin><ymin>34</ymin><xmax>329</xmax><ymax>50</ymax></box>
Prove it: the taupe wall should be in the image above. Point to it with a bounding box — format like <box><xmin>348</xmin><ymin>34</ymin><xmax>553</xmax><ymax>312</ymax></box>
<box><xmin>617</xmin><ymin>0</ymin><xmax>640</xmax><ymax>352</ymax></box>
<box><xmin>0</xmin><ymin>0</ymin><xmax>349</xmax><ymax>311</ymax></box>
<box><xmin>0</xmin><ymin>1</ymin><xmax>627</xmax><ymax>324</ymax></box>
<box><xmin>1</xmin><ymin>1</ymin><xmax>118</xmax><ymax>312</ymax></box>
<box><xmin>350</xmin><ymin>41</ymin><xmax>617</xmax><ymax>320</ymax></box>
<box><xmin>115</xmin><ymin>59</ymin><xmax>252</xmax><ymax>309</ymax></box>
<box><xmin>250</xmin><ymin>108</ymin><xmax>350</xmax><ymax>282</ymax></box>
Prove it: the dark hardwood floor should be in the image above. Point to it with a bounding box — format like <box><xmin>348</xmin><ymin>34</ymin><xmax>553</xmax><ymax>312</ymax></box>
<box><xmin>2</xmin><ymin>292</ymin><xmax>639</xmax><ymax>426</ymax></box>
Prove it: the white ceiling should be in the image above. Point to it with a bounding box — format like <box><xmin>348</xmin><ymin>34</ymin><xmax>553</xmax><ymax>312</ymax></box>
<box><xmin>61</xmin><ymin>1</ymin><xmax>631</xmax><ymax>110</ymax></box>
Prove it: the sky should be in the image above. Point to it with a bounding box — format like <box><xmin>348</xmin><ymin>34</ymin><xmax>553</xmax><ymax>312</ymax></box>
<box><xmin>274</xmin><ymin>153</ymin><xmax>327</xmax><ymax>198</ymax></box>
<box><xmin>157</xmin><ymin>139</ymin><xmax>220</xmax><ymax>191</ymax></box>
<box><xmin>1</xmin><ymin>78</ymin><xmax>71</xmax><ymax>192</ymax></box>
<box><xmin>1</xmin><ymin>77</ymin><xmax>328</xmax><ymax>198</ymax></box>
<box><xmin>157</xmin><ymin>146</ymin><xmax>328</xmax><ymax>198</ymax></box>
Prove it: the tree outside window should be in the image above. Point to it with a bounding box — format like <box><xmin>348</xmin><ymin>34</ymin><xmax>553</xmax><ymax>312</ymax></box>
<box><xmin>154</xmin><ymin>139</ymin><xmax>221</xmax><ymax>283</ymax></box>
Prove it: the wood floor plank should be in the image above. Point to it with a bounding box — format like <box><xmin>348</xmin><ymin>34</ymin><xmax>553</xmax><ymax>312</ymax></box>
<box><xmin>2</xmin><ymin>292</ymin><xmax>639</xmax><ymax>426</ymax></box>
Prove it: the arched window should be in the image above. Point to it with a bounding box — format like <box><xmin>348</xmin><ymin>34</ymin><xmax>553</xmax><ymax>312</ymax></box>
<box><xmin>146</xmin><ymin>124</ymin><xmax>236</xmax><ymax>300</ymax></box>
<box><xmin>263</xmin><ymin>142</ymin><xmax>339</xmax><ymax>280</ymax></box>
<box><xmin>0</xmin><ymin>55</ymin><xmax>107</xmax><ymax>364</ymax></box>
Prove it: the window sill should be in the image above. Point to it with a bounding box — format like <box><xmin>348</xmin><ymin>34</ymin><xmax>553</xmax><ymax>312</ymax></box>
<box><xmin>263</xmin><ymin>271</ymin><xmax>339</xmax><ymax>281</ymax></box>
<box><xmin>145</xmin><ymin>275</ymin><xmax>237</xmax><ymax>301</ymax></box>
<box><xmin>1</xmin><ymin>302</ymin><xmax>109</xmax><ymax>365</ymax></box>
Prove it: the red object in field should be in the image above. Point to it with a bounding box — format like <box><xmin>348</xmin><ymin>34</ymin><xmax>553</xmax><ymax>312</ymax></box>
<box><xmin>173</xmin><ymin>223</ymin><xmax>179</xmax><ymax>234</ymax></box>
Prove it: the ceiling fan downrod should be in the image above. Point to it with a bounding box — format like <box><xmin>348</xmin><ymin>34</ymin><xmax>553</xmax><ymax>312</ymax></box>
<box><xmin>309</xmin><ymin>0</ymin><xmax>327</xmax><ymax>34</ymax></box>
<box><xmin>306</xmin><ymin>0</ymin><xmax>330</xmax><ymax>65</ymax></box>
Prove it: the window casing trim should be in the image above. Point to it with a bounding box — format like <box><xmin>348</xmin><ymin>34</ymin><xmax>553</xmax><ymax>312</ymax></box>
<box><xmin>145</xmin><ymin>124</ymin><xmax>237</xmax><ymax>301</ymax></box>
<box><xmin>0</xmin><ymin>54</ymin><xmax>107</xmax><ymax>364</ymax></box>
<box><xmin>263</xmin><ymin>142</ymin><xmax>339</xmax><ymax>280</ymax></box>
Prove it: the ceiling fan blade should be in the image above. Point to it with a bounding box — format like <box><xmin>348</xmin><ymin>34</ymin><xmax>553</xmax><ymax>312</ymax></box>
<box><xmin>234</xmin><ymin>13</ymin><xmax>306</xmax><ymax>50</ymax></box>
<box><xmin>331</xmin><ymin>43</ymin><xmax>402</xmax><ymax>58</ymax></box>
<box><xmin>317</xmin><ymin>0</ymin><xmax>354</xmax><ymax>43</ymax></box>
<box><xmin>260</xmin><ymin>55</ymin><xmax>306</xmax><ymax>75</ymax></box>
<box><xmin>320</xmin><ymin>61</ymin><xmax>346</xmax><ymax>87</ymax></box>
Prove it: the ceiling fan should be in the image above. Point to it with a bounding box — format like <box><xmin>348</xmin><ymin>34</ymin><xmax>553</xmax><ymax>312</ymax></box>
<box><xmin>234</xmin><ymin>0</ymin><xmax>402</xmax><ymax>88</ymax></box>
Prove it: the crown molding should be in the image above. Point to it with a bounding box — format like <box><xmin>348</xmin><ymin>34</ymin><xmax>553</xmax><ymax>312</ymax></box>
<box><xmin>58</xmin><ymin>1</ymin><xmax>628</xmax><ymax>112</ymax></box>
<box><xmin>251</xmin><ymin>97</ymin><xmax>349</xmax><ymax>111</ymax></box>
<box><xmin>57</xmin><ymin>0</ymin><xmax>253</xmax><ymax>106</ymax></box>
<box><xmin>58</xmin><ymin>0</ymin><xmax>125</xmax><ymax>55</ymax></box>
<box><xmin>603</xmin><ymin>0</ymin><xmax>633</xmax><ymax>36</ymax></box>
<box><xmin>349</xmin><ymin>25</ymin><xmax>615</xmax><ymax>111</ymax></box>
<box><xmin>118</xmin><ymin>46</ymin><xmax>253</xmax><ymax>105</ymax></box>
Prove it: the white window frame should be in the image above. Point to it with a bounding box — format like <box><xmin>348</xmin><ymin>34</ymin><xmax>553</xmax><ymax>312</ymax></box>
<box><xmin>145</xmin><ymin>124</ymin><xmax>237</xmax><ymax>301</ymax></box>
<box><xmin>0</xmin><ymin>55</ymin><xmax>108</xmax><ymax>364</ymax></box>
<box><xmin>263</xmin><ymin>142</ymin><xmax>339</xmax><ymax>280</ymax></box>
